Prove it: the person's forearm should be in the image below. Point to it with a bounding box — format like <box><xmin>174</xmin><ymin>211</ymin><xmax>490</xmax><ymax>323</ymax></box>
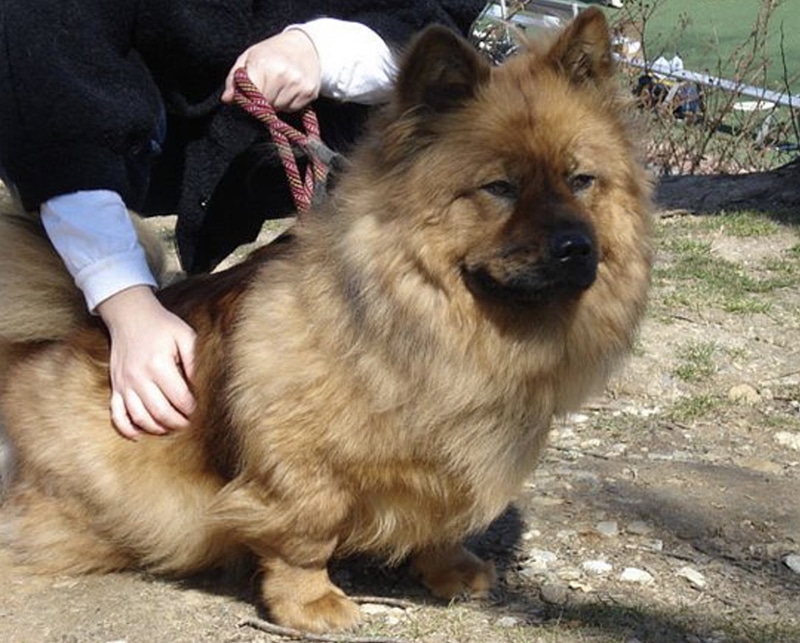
<box><xmin>40</xmin><ymin>190</ymin><xmax>157</xmax><ymax>311</ymax></box>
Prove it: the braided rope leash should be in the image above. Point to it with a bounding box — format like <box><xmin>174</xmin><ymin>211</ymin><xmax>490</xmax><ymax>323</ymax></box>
<box><xmin>232</xmin><ymin>67</ymin><xmax>338</xmax><ymax>213</ymax></box>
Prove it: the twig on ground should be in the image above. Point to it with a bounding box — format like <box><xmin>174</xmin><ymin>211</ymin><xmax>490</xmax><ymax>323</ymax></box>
<box><xmin>240</xmin><ymin>617</ymin><xmax>411</xmax><ymax>643</ymax></box>
<box><xmin>659</xmin><ymin>420</ymin><xmax>693</xmax><ymax>432</ymax></box>
<box><xmin>668</xmin><ymin>314</ymin><xmax>699</xmax><ymax>324</ymax></box>
<box><xmin>550</xmin><ymin>444</ymin><xmax>613</xmax><ymax>461</ymax></box>
<box><xmin>351</xmin><ymin>596</ymin><xmax>418</xmax><ymax>610</ymax></box>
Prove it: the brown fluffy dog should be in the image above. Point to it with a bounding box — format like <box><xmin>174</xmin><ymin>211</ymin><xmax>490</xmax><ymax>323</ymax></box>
<box><xmin>0</xmin><ymin>9</ymin><xmax>651</xmax><ymax>633</ymax></box>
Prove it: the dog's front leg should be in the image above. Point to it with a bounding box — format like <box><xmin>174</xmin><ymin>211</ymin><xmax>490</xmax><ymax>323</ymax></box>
<box><xmin>260</xmin><ymin>544</ymin><xmax>361</xmax><ymax>633</ymax></box>
<box><xmin>411</xmin><ymin>543</ymin><xmax>496</xmax><ymax>600</ymax></box>
<box><xmin>213</xmin><ymin>480</ymin><xmax>359</xmax><ymax>632</ymax></box>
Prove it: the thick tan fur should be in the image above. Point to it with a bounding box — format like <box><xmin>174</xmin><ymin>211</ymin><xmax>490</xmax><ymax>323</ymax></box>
<box><xmin>0</xmin><ymin>10</ymin><xmax>652</xmax><ymax>633</ymax></box>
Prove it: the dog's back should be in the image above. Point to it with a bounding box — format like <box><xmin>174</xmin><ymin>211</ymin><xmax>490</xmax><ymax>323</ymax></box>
<box><xmin>0</xmin><ymin>198</ymin><xmax>85</xmax><ymax>346</ymax></box>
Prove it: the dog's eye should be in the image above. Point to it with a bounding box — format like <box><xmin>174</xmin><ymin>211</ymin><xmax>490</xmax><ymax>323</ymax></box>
<box><xmin>481</xmin><ymin>180</ymin><xmax>518</xmax><ymax>200</ymax></box>
<box><xmin>568</xmin><ymin>173</ymin><xmax>596</xmax><ymax>193</ymax></box>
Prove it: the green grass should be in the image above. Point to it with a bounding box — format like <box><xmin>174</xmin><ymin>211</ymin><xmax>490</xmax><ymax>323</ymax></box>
<box><xmin>654</xmin><ymin>237</ymin><xmax>772</xmax><ymax>314</ymax></box>
<box><xmin>694</xmin><ymin>211</ymin><xmax>784</xmax><ymax>237</ymax></box>
<box><xmin>629</xmin><ymin>0</ymin><xmax>800</xmax><ymax>94</ymax></box>
<box><xmin>672</xmin><ymin>340</ymin><xmax>718</xmax><ymax>382</ymax></box>
<box><xmin>653</xmin><ymin>211</ymin><xmax>800</xmax><ymax>315</ymax></box>
<box><xmin>668</xmin><ymin>393</ymin><xmax>723</xmax><ymax>422</ymax></box>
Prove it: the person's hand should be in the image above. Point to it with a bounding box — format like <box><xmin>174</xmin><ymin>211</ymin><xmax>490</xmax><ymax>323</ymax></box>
<box><xmin>222</xmin><ymin>29</ymin><xmax>321</xmax><ymax>112</ymax></box>
<box><xmin>97</xmin><ymin>286</ymin><xmax>197</xmax><ymax>440</ymax></box>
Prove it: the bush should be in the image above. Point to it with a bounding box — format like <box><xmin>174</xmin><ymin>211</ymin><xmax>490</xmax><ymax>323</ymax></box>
<box><xmin>612</xmin><ymin>0</ymin><xmax>799</xmax><ymax>176</ymax></box>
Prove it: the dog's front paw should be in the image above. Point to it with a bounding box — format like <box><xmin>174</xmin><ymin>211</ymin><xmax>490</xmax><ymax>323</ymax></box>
<box><xmin>412</xmin><ymin>544</ymin><xmax>497</xmax><ymax>599</ymax></box>
<box><xmin>261</xmin><ymin>558</ymin><xmax>361</xmax><ymax>633</ymax></box>
<box><xmin>270</xmin><ymin>589</ymin><xmax>361</xmax><ymax>633</ymax></box>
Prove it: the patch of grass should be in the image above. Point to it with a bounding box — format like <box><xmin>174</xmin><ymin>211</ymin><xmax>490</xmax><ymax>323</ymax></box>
<box><xmin>590</xmin><ymin>411</ymin><xmax>649</xmax><ymax>439</ymax></box>
<box><xmin>667</xmin><ymin>394</ymin><xmax>722</xmax><ymax>423</ymax></box>
<box><xmin>653</xmin><ymin>215</ymin><xmax>800</xmax><ymax>315</ymax></box>
<box><xmin>654</xmin><ymin>238</ymin><xmax>772</xmax><ymax>314</ymax></box>
<box><xmin>725</xmin><ymin>345</ymin><xmax>748</xmax><ymax>362</ymax></box>
<box><xmin>763</xmin><ymin>255</ymin><xmax>800</xmax><ymax>279</ymax></box>
<box><xmin>696</xmin><ymin>211</ymin><xmax>784</xmax><ymax>237</ymax></box>
<box><xmin>762</xmin><ymin>412</ymin><xmax>800</xmax><ymax>431</ymax></box>
<box><xmin>672</xmin><ymin>340</ymin><xmax>717</xmax><ymax>382</ymax></box>
<box><xmin>720</xmin><ymin>297</ymin><xmax>773</xmax><ymax>315</ymax></box>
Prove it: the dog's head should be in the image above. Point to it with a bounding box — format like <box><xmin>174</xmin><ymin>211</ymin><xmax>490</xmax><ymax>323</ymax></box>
<box><xmin>346</xmin><ymin>8</ymin><xmax>651</xmax><ymax>317</ymax></box>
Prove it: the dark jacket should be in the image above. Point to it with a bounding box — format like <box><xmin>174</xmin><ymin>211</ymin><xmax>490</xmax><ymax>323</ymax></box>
<box><xmin>0</xmin><ymin>0</ymin><xmax>484</xmax><ymax>272</ymax></box>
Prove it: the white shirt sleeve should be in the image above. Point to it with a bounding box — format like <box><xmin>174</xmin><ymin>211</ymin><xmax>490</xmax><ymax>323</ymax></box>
<box><xmin>40</xmin><ymin>190</ymin><xmax>158</xmax><ymax>312</ymax></box>
<box><xmin>286</xmin><ymin>18</ymin><xmax>398</xmax><ymax>104</ymax></box>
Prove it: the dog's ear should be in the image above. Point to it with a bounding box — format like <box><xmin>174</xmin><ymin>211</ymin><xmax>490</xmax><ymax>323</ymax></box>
<box><xmin>546</xmin><ymin>7</ymin><xmax>614</xmax><ymax>85</ymax></box>
<box><xmin>395</xmin><ymin>25</ymin><xmax>491</xmax><ymax>114</ymax></box>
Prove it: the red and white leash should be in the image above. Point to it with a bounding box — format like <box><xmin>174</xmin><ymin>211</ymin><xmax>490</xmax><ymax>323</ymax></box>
<box><xmin>232</xmin><ymin>68</ymin><xmax>337</xmax><ymax>213</ymax></box>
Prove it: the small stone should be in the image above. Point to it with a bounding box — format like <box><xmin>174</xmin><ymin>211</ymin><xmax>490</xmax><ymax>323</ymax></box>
<box><xmin>774</xmin><ymin>431</ymin><xmax>800</xmax><ymax>452</ymax></box>
<box><xmin>619</xmin><ymin>567</ymin><xmax>654</xmax><ymax>584</ymax></box>
<box><xmin>677</xmin><ymin>566</ymin><xmax>707</xmax><ymax>589</ymax></box>
<box><xmin>361</xmin><ymin>604</ymin><xmax>406</xmax><ymax>626</ymax></box>
<box><xmin>582</xmin><ymin>560</ymin><xmax>613</xmax><ymax>576</ymax></box>
<box><xmin>556</xmin><ymin>427</ymin><xmax>577</xmax><ymax>441</ymax></box>
<box><xmin>568</xmin><ymin>580</ymin><xmax>594</xmax><ymax>593</ymax></box>
<box><xmin>556</xmin><ymin>567</ymin><xmax>583</xmax><ymax>581</ymax></box>
<box><xmin>783</xmin><ymin>553</ymin><xmax>800</xmax><ymax>574</ymax></box>
<box><xmin>496</xmin><ymin>616</ymin><xmax>521</xmax><ymax>628</ymax></box>
<box><xmin>764</xmin><ymin>542</ymin><xmax>792</xmax><ymax>558</ymax></box>
<box><xmin>736</xmin><ymin>457</ymin><xmax>783</xmax><ymax>475</ymax></box>
<box><xmin>540</xmin><ymin>583</ymin><xmax>569</xmax><ymax>605</ymax></box>
<box><xmin>606</xmin><ymin>443</ymin><xmax>628</xmax><ymax>457</ymax></box>
<box><xmin>626</xmin><ymin>520</ymin><xmax>654</xmax><ymax>536</ymax></box>
<box><xmin>641</xmin><ymin>539</ymin><xmax>664</xmax><ymax>552</ymax></box>
<box><xmin>526</xmin><ymin>549</ymin><xmax>558</xmax><ymax>570</ymax></box>
<box><xmin>728</xmin><ymin>383</ymin><xmax>761</xmax><ymax>405</ymax></box>
<box><xmin>572</xmin><ymin>471</ymin><xmax>601</xmax><ymax>491</ymax></box>
<box><xmin>529</xmin><ymin>496</ymin><xmax>565</xmax><ymax>507</ymax></box>
<box><xmin>595</xmin><ymin>520</ymin><xmax>619</xmax><ymax>537</ymax></box>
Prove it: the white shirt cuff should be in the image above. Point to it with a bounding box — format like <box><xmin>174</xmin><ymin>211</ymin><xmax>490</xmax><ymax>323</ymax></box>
<box><xmin>40</xmin><ymin>190</ymin><xmax>158</xmax><ymax>312</ymax></box>
<box><xmin>286</xmin><ymin>18</ymin><xmax>397</xmax><ymax>104</ymax></box>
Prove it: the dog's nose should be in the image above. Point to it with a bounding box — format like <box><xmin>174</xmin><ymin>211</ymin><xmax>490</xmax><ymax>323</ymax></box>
<box><xmin>548</xmin><ymin>228</ymin><xmax>597</xmax><ymax>291</ymax></box>
<box><xmin>550</xmin><ymin>230</ymin><xmax>594</xmax><ymax>263</ymax></box>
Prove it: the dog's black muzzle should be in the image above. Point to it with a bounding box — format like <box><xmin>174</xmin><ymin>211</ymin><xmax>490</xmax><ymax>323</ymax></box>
<box><xmin>463</xmin><ymin>221</ymin><xmax>599</xmax><ymax>304</ymax></box>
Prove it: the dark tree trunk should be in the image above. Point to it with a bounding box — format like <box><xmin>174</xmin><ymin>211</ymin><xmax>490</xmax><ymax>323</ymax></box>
<box><xmin>655</xmin><ymin>158</ymin><xmax>800</xmax><ymax>214</ymax></box>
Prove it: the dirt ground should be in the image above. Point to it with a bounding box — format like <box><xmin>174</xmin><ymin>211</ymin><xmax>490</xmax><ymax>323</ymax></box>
<box><xmin>1</xmin><ymin>203</ymin><xmax>798</xmax><ymax>643</ymax></box>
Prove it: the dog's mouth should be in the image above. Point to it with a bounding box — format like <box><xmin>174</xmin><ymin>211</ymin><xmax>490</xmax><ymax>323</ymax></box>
<box><xmin>462</xmin><ymin>228</ymin><xmax>599</xmax><ymax>304</ymax></box>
